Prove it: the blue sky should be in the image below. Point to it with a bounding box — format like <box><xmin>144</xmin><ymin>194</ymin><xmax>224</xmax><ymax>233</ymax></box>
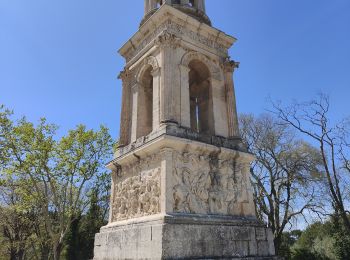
<box><xmin>1</xmin><ymin>0</ymin><xmax>349</xmax><ymax>139</ymax></box>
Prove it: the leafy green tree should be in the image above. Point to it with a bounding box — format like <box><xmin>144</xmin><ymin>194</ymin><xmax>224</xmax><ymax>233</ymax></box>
<box><xmin>64</xmin><ymin>216</ymin><xmax>81</xmax><ymax>260</ymax></box>
<box><xmin>331</xmin><ymin>214</ymin><xmax>350</xmax><ymax>260</ymax></box>
<box><xmin>0</xmin><ymin>105</ymin><xmax>114</xmax><ymax>260</ymax></box>
<box><xmin>63</xmin><ymin>189</ymin><xmax>107</xmax><ymax>260</ymax></box>
<box><xmin>291</xmin><ymin>218</ymin><xmax>350</xmax><ymax>260</ymax></box>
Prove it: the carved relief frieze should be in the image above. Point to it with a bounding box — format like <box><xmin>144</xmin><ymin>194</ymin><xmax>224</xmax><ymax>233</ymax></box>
<box><xmin>172</xmin><ymin>151</ymin><xmax>250</xmax><ymax>216</ymax></box>
<box><xmin>112</xmin><ymin>155</ymin><xmax>161</xmax><ymax>222</ymax></box>
<box><xmin>124</xmin><ymin>20</ymin><xmax>227</xmax><ymax>62</ymax></box>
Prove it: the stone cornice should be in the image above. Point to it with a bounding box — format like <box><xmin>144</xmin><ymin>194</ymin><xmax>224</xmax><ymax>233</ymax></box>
<box><xmin>118</xmin><ymin>4</ymin><xmax>236</xmax><ymax>64</ymax></box>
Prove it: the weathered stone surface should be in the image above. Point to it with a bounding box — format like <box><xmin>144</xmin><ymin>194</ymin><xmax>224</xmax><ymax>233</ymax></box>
<box><xmin>94</xmin><ymin>215</ymin><xmax>278</xmax><ymax>260</ymax></box>
<box><xmin>94</xmin><ymin>1</ymin><xmax>278</xmax><ymax>259</ymax></box>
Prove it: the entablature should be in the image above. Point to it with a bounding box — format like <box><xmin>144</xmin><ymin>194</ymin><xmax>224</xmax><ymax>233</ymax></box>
<box><xmin>119</xmin><ymin>4</ymin><xmax>236</xmax><ymax>66</ymax></box>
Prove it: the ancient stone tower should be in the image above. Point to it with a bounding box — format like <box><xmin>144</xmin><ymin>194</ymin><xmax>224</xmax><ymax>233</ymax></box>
<box><xmin>94</xmin><ymin>1</ymin><xmax>278</xmax><ymax>259</ymax></box>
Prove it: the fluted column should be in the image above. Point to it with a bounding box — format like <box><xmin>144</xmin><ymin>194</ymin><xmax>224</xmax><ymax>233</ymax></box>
<box><xmin>224</xmin><ymin>60</ymin><xmax>240</xmax><ymax>137</ymax></box>
<box><xmin>196</xmin><ymin>0</ymin><xmax>205</xmax><ymax>12</ymax></box>
<box><xmin>130</xmin><ymin>83</ymin><xmax>140</xmax><ymax>142</ymax></box>
<box><xmin>118</xmin><ymin>70</ymin><xmax>132</xmax><ymax>147</ymax></box>
<box><xmin>157</xmin><ymin>32</ymin><xmax>179</xmax><ymax>124</ymax></box>
<box><xmin>179</xmin><ymin>64</ymin><xmax>191</xmax><ymax>128</ymax></box>
<box><xmin>151</xmin><ymin>68</ymin><xmax>161</xmax><ymax>130</ymax></box>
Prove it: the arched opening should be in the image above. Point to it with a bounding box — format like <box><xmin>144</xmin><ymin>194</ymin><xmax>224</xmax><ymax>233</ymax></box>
<box><xmin>137</xmin><ymin>66</ymin><xmax>153</xmax><ymax>138</ymax></box>
<box><xmin>188</xmin><ymin>60</ymin><xmax>214</xmax><ymax>135</ymax></box>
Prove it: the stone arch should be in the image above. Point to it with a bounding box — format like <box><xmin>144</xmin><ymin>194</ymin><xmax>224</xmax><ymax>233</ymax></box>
<box><xmin>180</xmin><ymin>51</ymin><xmax>219</xmax><ymax>135</ymax></box>
<box><xmin>180</xmin><ymin>51</ymin><xmax>222</xmax><ymax>81</ymax></box>
<box><xmin>134</xmin><ymin>56</ymin><xmax>161</xmax><ymax>139</ymax></box>
<box><xmin>136</xmin><ymin>56</ymin><xmax>160</xmax><ymax>83</ymax></box>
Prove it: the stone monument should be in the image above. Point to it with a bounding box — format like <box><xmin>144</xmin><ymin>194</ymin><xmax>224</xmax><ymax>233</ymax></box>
<box><xmin>94</xmin><ymin>1</ymin><xmax>278</xmax><ymax>259</ymax></box>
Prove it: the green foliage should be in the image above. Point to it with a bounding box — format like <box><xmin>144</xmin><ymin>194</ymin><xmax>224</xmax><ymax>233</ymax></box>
<box><xmin>332</xmin><ymin>215</ymin><xmax>350</xmax><ymax>260</ymax></box>
<box><xmin>0</xmin><ymin>105</ymin><xmax>114</xmax><ymax>260</ymax></box>
<box><xmin>290</xmin><ymin>217</ymin><xmax>350</xmax><ymax>260</ymax></box>
<box><xmin>292</xmin><ymin>248</ymin><xmax>328</xmax><ymax>260</ymax></box>
<box><xmin>62</xmin><ymin>189</ymin><xmax>107</xmax><ymax>260</ymax></box>
<box><xmin>278</xmin><ymin>231</ymin><xmax>302</xmax><ymax>260</ymax></box>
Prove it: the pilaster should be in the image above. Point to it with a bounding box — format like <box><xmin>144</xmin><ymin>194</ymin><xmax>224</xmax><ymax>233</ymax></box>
<box><xmin>211</xmin><ymin>76</ymin><xmax>229</xmax><ymax>137</ymax></box>
<box><xmin>131</xmin><ymin>83</ymin><xmax>140</xmax><ymax>142</ymax></box>
<box><xmin>160</xmin><ymin>147</ymin><xmax>174</xmax><ymax>214</ymax></box>
<box><xmin>157</xmin><ymin>32</ymin><xmax>180</xmax><ymax>124</ymax></box>
<box><xmin>224</xmin><ymin>60</ymin><xmax>240</xmax><ymax>137</ymax></box>
<box><xmin>118</xmin><ymin>69</ymin><xmax>132</xmax><ymax>147</ymax></box>
<box><xmin>151</xmin><ymin>68</ymin><xmax>161</xmax><ymax>130</ymax></box>
<box><xmin>179</xmin><ymin>64</ymin><xmax>191</xmax><ymax>128</ymax></box>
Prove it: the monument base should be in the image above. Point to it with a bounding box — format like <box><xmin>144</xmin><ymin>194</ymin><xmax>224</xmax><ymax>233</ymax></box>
<box><xmin>94</xmin><ymin>214</ymin><xmax>279</xmax><ymax>260</ymax></box>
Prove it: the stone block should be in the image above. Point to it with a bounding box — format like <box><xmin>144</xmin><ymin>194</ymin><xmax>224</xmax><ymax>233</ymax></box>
<box><xmin>258</xmin><ymin>241</ymin><xmax>270</xmax><ymax>256</ymax></box>
<box><xmin>249</xmin><ymin>240</ymin><xmax>258</xmax><ymax>256</ymax></box>
<box><xmin>94</xmin><ymin>216</ymin><xmax>278</xmax><ymax>259</ymax></box>
<box><xmin>256</xmin><ymin>227</ymin><xmax>267</xmax><ymax>241</ymax></box>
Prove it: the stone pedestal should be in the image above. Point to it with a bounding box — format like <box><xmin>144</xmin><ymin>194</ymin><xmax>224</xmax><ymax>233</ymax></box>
<box><xmin>94</xmin><ymin>214</ymin><xmax>277</xmax><ymax>260</ymax></box>
<box><xmin>94</xmin><ymin>131</ymin><xmax>279</xmax><ymax>259</ymax></box>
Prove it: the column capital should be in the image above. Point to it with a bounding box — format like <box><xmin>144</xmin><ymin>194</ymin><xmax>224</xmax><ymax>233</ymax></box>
<box><xmin>118</xmin><ymin>68</ymin><xmax>131</xmax><ymax>81</ymax></box>
<box><xmin>131</xmin><ymin>82</ymin><xmax>140</xmax><ymax>92</ymax></box>
<box><xmin>179</xmin><ymin>64</ymin><xmax>191</xmax><ymax>73</ymax></box>
<box><xmin>151</xmin><ymin>67</ymin><xmax>161</xmax><ymax>77</ymax></box>
<box><xmin>223</xmin><ymin>60</ymin><xmax>240</xmax><ymax>73</ymax></box>
<box><xmin>155</xmin><ymin>31</ymin><xmax>180</xmax><ymax>49</ymax></box>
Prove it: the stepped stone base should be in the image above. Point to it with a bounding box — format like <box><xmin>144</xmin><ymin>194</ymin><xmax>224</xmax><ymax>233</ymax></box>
<box><xmin>93</xmin><ymin>214</ymin><xmax>279</xmax><ymax>260</ymax></box>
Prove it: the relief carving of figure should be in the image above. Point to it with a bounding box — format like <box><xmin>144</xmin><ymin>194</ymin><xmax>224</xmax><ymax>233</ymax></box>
<box><xmin>172</xmin><ymin>152</ymin><xmax>248</xmax><ymax>216</ymax></box>
<box><xmin>112</xmin><ymin>166</ymin><xmax>161</xmax><ymax>221</ymax></box>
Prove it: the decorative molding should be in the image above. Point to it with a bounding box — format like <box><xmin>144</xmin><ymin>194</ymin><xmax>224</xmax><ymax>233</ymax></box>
<box><xmin>136</xmin><ymin>55</ymin><xmax>160</xmax><ymax>83</ymax></box>
<box><xmin>124</xmin><ymin>20</ymin><xmax>228</xmax><ymax>62</ymax></box>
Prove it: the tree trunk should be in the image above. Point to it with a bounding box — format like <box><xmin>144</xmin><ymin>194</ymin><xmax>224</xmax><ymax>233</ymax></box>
<box><xmin>339</xmin><ymin>208</ymin><xmax>350</xmax><ymax>232</ymax></box>
<box><xmin>17</xmin><ymin>248</ymin><xmax>25</xmax><ymax>260</ymax></box>
<box><xmin>53</xmin><ymin>242</ymin><xmax>63</xmax><ymax>260</ymax></box>
<box><xmin>274</xmin><ymin>235</ymin><xmax>285</xmax><ymax>256</ymax></box>
<box><xmin>40</xmin><ymin>246</ymin><xmax>50</xmax><ymax>260</ymax></box>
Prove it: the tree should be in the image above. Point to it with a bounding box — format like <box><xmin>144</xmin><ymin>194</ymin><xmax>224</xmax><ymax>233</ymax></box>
<box><xmin>63</xmin><ymin>189</ymin><xmax>108</xmax><ymax>260</ymax></box>
<box><xmin>239</xmin><ymin>114</ymin><xmax>324</xmax><ymax>255</ymax></box>
<box><xmin>0</xmin><ymin>105</ymin><xmax>114</xmax><ymax>260</ymax></box>
<box><xmin>0</xmin><ymin>179</ymin><xmax>34</xmax><ymax>260</ymax></box>
<box><xmin>272</xmin><ymin>94</ymin><xmax>350</xmax><ymax>232</ymax></box>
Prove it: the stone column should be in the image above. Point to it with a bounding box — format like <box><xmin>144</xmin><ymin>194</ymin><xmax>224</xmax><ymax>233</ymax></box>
<box><xmin>130</xmin><ymin>83</ymin><xmax>140</xmax><ymax>142</ymax></box>
<box><xmin>151</xmin><ymin>68</ymin><xmax>161</xmax><ymax>130</ymax></box>
<box><xmin>144</xmin><ymin>0</ymin><xmax>149</xmax><ymax>15</ymax></box>
<box><xmin>160</xmin><ymin>148</ymin><xmax>174</xmax><ymax>214</ymax></box>
<box><xmin>242</xmin><ymin>162</ymin><xmax>256</xmax><ymax>217</ymax></box>
<box><xmin>157</xmin><ymin>32</ymin><xmax>179</xmax><ymax>124</ymax></box>
<box><xmin>150</xmin><ymin>0</ymin><xmax>157</xmax><ymax>9</ymax></box>
<box><xmin>197</xmin><ymin>0</ymin><xmax>205</xmax><ymax>12</ymax></box>
<box><xmin>179</xmin><ymin>64</ymin><xmax>191</xmax><ymax>128</ymax></box>
<box><xmin>108</xmin><ymin>170</ymin><xmax>118</xmax><ymax>223</ymax></box>
<box><xmin>224</xmin><ymin>60</ymin><xmax>240</xmax><ymax>137</ymax></box>
<box><xmin>211</xmin><ymin>77</ymin><xmax>228</xmax><ymax>137</ymax></box>
<box><xmin>118</xmin><ymin>70</ymin><xmax>131</xmax><ymax>147</ymax></box>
